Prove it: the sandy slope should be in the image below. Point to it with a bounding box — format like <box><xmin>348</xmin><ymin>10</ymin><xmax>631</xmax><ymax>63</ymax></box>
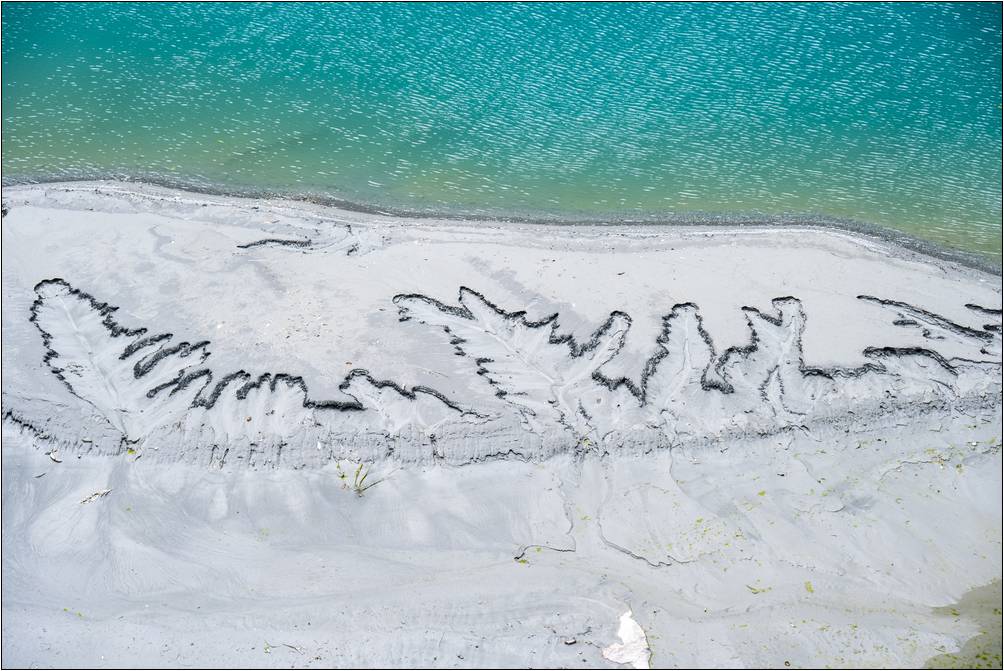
<box><xmin>1</xmin><ymin>181</ymin><xmax>1001</xmax><ymax>668</ymax></box>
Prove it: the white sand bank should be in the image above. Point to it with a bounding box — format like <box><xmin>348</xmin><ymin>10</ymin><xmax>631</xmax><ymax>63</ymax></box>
<box><xmin>1</xmin><ymin>181</ymin><xmax>1001</xmax><ymax>667</ymax></box>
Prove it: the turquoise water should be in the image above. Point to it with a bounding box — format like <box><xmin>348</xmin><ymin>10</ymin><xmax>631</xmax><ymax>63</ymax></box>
<box><xmin>2</xmin><ymin>2</ymin><xmax>1001</xmax><ymax>259</ymax></box>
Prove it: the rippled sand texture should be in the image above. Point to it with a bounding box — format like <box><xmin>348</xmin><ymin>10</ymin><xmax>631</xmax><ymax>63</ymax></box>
<box><xmin>2</xmin><ymin>3</ymin><xmax>1001</xmax><ymax>258</ymax></box>
<box><xmin>1</xmin><ymin>183</ymin><xmax>1001</xmax><ymax>668</ymax></box>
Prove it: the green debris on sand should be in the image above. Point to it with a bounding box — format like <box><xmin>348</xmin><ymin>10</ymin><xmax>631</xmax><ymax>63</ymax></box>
<box><xmin>925</xmin><ymin>580</ymin><xmax>1003</xmax><ymax>669</ymax></box>
<box><xmin>746</xmin><ymin>584</ymin><xmax>772</xmax><ymax>595</ymax></box>
<box><xmin>352</xmin><ymin>464</ymin><xmax>369</xmax><ymax>495</ymax></box>
<box><xmin>337</xmin><ymin>462</ymin><xmax>383</xmax><ymax>496</ymax></box>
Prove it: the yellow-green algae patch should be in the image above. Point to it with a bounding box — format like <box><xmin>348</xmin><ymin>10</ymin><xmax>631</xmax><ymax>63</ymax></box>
<box><xmin>926</xmin><ymin>580</ymin><xmax>1002</xmax><ymax>669</ymax></box>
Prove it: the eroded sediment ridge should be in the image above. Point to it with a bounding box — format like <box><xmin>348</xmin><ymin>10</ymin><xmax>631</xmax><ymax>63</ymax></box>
<box><xmin>394</xmin><ymin>287</ymin><xmax>1000</xmax><ymax>436</ymax></box>
<box><xmin>2</xmin><ymin>275</ymin><xmax>999</xmax><ymax>467</ymax></box>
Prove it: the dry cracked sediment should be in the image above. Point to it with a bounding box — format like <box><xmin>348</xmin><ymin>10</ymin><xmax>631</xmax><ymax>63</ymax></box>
<box><xmin>1</xmin><ymin>181</ymin><xmax>1001</xmax><ymax>668</ymax></box>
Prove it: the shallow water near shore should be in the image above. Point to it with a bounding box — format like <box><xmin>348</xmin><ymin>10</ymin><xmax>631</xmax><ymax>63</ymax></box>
<box><xmin>2</xmin><ymin>3</ymin><xmax>1001</xmax><ymax>259</ymax></box>
<box><xmin>925</xmin><ymin>581</ymin><xmax>1003</xmax><ymax>669</ymax></box>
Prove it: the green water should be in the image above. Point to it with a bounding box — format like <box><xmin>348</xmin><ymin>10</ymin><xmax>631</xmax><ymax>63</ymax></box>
<box><xmin>2</xmin><ymin>2</ymin><xmax>1001</xmax><ymax>259</ymax></box>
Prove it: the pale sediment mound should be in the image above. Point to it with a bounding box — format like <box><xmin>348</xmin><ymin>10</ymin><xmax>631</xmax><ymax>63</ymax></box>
<box><xmin>1</xmin><ymin>182</ymin><xmax>1000</xmax><ymax>668</ymax></box>
<box><xmin>1</xmin><ymin>180</ymin><xmax>1000</xmax><ymax>472</ymax></box>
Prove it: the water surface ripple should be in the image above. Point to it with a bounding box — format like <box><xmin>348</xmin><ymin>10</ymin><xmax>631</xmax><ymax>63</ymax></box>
<box><xmin>2</xmin><ymin>3</ymin><xmax>1001</xmax><ymax>259</ymax></box>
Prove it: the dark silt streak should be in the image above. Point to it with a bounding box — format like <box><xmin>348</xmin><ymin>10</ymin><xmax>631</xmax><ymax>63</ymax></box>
<box><xmin>236</xmin><ymin>238</ymin><xmax>313</xmax><ymax>250</ymax></box>
<box><xmin>28</xmin><ymin>277</ymin><xmax>473</xmax><ymax>418</ymax></box>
